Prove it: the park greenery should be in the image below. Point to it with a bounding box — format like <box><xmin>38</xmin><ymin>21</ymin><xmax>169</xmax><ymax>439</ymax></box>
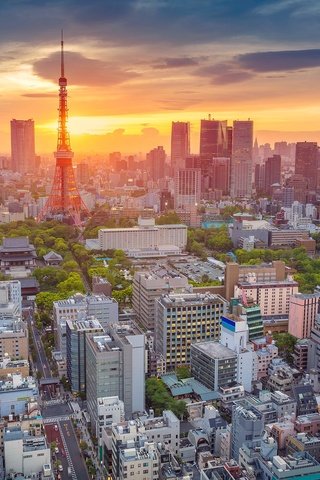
<box><xmin>187</xmin><ymin>225</ymin><xmax>233</xmax><ymax>259</ymax></box>
<box><xmin>146</xmin><ymin>377</ymin><xmax>187</xmax><ymax>419</ymax></box>
<box><xmin>155</xmin><ymin>211</ymin><xmax>181</xmax><ymax>225</ymax></box>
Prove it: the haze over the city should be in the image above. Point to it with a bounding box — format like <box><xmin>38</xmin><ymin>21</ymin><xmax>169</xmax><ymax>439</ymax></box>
<box><xmin>1</xmin><ymin>0</ymin><xmax>320</xmax><ymax>154</ymax></box>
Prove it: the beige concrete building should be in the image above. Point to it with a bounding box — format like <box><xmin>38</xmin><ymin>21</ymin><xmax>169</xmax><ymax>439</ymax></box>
<box><xmin>132</xmin><ymin>268</ymin><xmax>190</xmax><ymax>330</ymax></box>
<box><xmin>0</xmin><ymin>319</ymin><xmax>28</xmax><ymax>361</ymax></box>
<box><xmin>224</xmin><ymin>260</ymin><xmax>288</xmax><ymax>301</ymax></box>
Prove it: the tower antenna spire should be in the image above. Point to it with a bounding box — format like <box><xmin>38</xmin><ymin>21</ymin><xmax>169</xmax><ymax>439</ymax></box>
<box><xmin>61</xmin><ymin>29</ymin><xmax>64</xmax><ymax>78</ymax></box>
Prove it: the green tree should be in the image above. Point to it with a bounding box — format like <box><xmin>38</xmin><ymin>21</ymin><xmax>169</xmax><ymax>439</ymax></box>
<box><xmin>273</xmin><ymin>332</ymin><xmax>297</xmax><ymax>364</ymax></box>
<box><xmin>176</xmin><ymin>366</ymin><xmax>191</xmax><ymax>380</ymax></box>
<box><xmin>57</xmin><ymin>272</ymin><xmax>85</xmax><ymax>295</ymax></box>
<box><xmin>156</xmin><ymin>212</ymin><xmax>181</xmax><ymax>225</ymax></box>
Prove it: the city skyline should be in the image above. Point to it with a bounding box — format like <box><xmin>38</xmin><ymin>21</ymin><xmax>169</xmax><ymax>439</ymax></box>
<box><xmin>1</xmin><ymin>1</ymin><xmax>320</xmax><ymax>154</ymax></box>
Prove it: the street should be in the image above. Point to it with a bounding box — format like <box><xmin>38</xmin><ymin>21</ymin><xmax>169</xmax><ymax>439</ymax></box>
<box><xmin>43</xmin><ymin>403</ymin><xmax>90</xmax><ymax>480</ymax></box>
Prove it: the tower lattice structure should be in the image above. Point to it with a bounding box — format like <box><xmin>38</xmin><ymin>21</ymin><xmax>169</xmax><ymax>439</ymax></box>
<box><xmin>38</xmin><ymin>34</ymin><xmax>89</xmax><ymax>226</ymax></box>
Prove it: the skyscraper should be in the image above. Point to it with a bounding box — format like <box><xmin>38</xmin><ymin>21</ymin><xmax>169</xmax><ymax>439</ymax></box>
<box><xmin>171</xmin><ymin>121</ymin><xmax>190</xmax><ymax>171</ymax></box>
<box><xmin>264</xmin><ymin>154</ymin><xmax>281</xmax><ymax>194</ymax></box>
<box><xmin>199</xmin><ymin>118</ymin><xmax>228</xmax><ymax>160</ymax></box>
<box><xmin>146</xmin><ymin>146</ymin><xmax>166</xmax><ymax>181</ymax></box>
<box><xmin>295</xmin><ymin>141</ymin><xmax>318</xmax><ymax>192</ymax></box>
<box><xmin>230</xmin><ymin>120</ymin><xmax>253</xmax><ymax>198</ymax></box>
<box><xmin>174</xmin><ymin>168</ymin><xmax>201</xmax><ymax>211</ymax></box>
<box><xmin>10</xmin><ymin>119</ymin><xmax>36</xmax><ymax>173</ymax></box>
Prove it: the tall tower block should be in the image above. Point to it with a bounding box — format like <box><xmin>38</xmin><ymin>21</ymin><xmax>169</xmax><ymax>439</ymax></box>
<box><xmin>39</xmin><ymin>33</ymin><xmax>89</xmax><ymax>226</ymax></box>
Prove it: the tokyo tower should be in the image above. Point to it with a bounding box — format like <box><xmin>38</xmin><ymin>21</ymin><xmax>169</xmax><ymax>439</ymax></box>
<box><xmin>38</xmin><ymin>33</ymin><xmax>89</xmax><ymax>226</ymax></box>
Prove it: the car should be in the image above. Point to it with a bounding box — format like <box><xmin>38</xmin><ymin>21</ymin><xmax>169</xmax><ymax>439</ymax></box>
<box><xmin>58</xmin><ymin>465</ymin><xmax>63</xmax><ymax>472</ymax></box>
<box><xmin>55</xmin><ymin>447</ymin><xmax>59</xmax><ymax>454</ymax></box>
<box><xmin>54</xmin><ymin>424</ymin><xmax>58</xmax><ymax>431</ymax></box>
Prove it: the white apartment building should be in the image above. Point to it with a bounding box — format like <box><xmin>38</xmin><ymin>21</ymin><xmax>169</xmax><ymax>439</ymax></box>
<box><xmin>234</xmin><ymin>273</ymin><xmax>299</xmax><ymax>317</ymax></box>
<box><xmin>95</xmin><ymin>396</ymin><xmax>125</xmax><ymax>438</ymax></box>
<box><xmin>118</xmin><ymin>441</ymin><xmax>159</xmax><ymax>480</ymax></box>
<box><xmin>4</xmin><ymin>428</ymin><xmax>51</xmax><ymax>477</ymax></box>
<box><xmin>220</xmin><ymin>315</ymin><xmax>257</xmax><ymax>392</ymax></box>
<box><xmin>97</xmin><ymin>217</ymin><xmax>187</xmax><ymax>255</ymax></box>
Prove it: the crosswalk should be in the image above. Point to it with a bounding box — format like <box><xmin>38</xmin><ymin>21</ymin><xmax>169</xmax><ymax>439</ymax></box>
<box><xmin>43</xmin><ymin>415</ymin><xmax>71</xmax><ymax>424</ymax></box>
<box><xmin>42</xmin><ymin>399</ymin><xmax>65</xmax><ymax>406</ymax></box>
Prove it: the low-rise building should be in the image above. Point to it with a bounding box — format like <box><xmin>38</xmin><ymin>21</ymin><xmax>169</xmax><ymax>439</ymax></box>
<box><xmin>118</xmin><ymin>440</ymin><xmax>159</xmax><ymax>480</ymax></box>
<box><xmin>295</xmin><ymin>413</ymin><xmax>320</xmax><ymax>435</ymax></box>
<box><xmin>4</xmin><ymin>428</ymin><xmax>51</xmax><ymax>477</ymax></box>
<box><xmin>0</xmin><ymin>317</ymin><xmax>28</xmax><ymax>362</ymax></box>
<box><xmin>0</xmin><ymin>355</ymin><xmax>29</xmax><ymax>377</ymax></box>
<box><xmin>286</xmin><ymin>433</ymin><xmax>320</xmax><ymax>461</ymax></box>
<box><xmin>0</xmin><ymin>374</ymin><xmax>38</xmax><ymax>417</ymax></box>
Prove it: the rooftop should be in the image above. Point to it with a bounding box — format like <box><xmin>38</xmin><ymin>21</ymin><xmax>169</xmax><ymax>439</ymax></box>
<box><xmin>158</xmin><ymin>292</ymin><xmax>226</xmax><ymax>307</ymax></box>
<box><xmin>191</xmin><ymin>341</ymin><xmax>236</xmax><ymax>359</ymax></box>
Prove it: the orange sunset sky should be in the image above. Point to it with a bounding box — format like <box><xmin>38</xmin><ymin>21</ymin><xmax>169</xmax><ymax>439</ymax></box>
<box><xmin>1</xmin><ymin>0</ymin><xmax>320</xmax><ymax>155</ymax></box>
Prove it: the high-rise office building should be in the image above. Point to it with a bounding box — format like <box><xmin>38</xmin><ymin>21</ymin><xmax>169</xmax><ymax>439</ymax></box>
<box><xmin>171</xmin><ymin>122</ymin><xmax>190</xmax><ymax>172</ymax></box>
<box><xmin>174</xmin><ymin>168</ymin><xmax>201</xmax><ymax>211</ymax></box>
<box><xmin>10</xmin><ymin>119</ymin><xmax>36</xmax><ymax>173</ymax></box>
<box><xmin>146</xmin><ymin>146</ymin><xmax>166</xmax><ymax>181</ymax></box>
<box><xmin>200</xmin><ymin>118</ymin><xmax>228</xmax><ymax>160</ymax></box>
<box><xmin>66</xmin><ymin>317</ymin><xmax>104</xmax><ymax>393</ymax></box>
<box><xmin>295</xmin><ymin>141</ymin><xmax>319</xmax><ymax>192</ymax></box>
<box><xmin>210</xmin><ymin>157</ymin><xmax>231</xmax><ymax>194</ymax></box>
<box><xmin>230</xmin><ymin>120</ymin><xmax>253</xmax><ymax>198</ymax></box>
<box><xmin>155</xmin><ymin>292</ymin><xmax>228</xmax><ymax>369</ymax></box>
<box><xmin>86</xmin><ymin>322</ymin><xmax>145</xmax><ymax>424</ymax></box>
<box><xmin>264</xmin><ymin>154</ymin><xmax>281</xmax><ymax>194</ymax></box>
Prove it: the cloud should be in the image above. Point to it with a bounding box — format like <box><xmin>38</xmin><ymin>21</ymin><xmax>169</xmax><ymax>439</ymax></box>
<box><xmin>22</xmin><ymin>93</ymin><xmax>56</xmax><ymax>98</ymax></box>
<box><xmin>33</xmin><ymin>51</ymin><xmax>139</xmax><ymax>86</ymax></box>
<box><xmin>194</xmin><ymin>49</ymin><xmax>320</xmax><ymax>84</ymax></box>
<box><xmin>153</xmin><ymin>56</ymin><xmax>204</xmax><ymax>69</ymax></box>
<box><xmin>237</xmin><ymin>49</ymin><xmax>320</xmax><ymax>72</ymax></box>
<box><xmin>195</xmin><ymin>61</ymin><xmax>254</xmax><ymax>85</ymax></box>
<box><xmin>1</xmin><ymin>0</ymin><xmax>320</xmax><ymax>49</ymax></box>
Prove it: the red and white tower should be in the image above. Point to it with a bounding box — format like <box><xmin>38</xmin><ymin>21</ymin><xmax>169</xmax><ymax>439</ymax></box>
<box><xmin>39</xmin><ymin>33</ymin><xmax>89</xmax><ymax>226</ymax></box>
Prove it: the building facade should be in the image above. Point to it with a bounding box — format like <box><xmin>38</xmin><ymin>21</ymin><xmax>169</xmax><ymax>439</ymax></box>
<box><xmin>288</xmin><ymin>293</ymin><xmax>320</xmax><ymax>339</ymax></box>
<box><xmin>10</xmin><ymin>119</ymin><xmax>36</xmax><ymax>173</ymax></box>
<box><xmin>155</xmin><ymin>292</ymin><xmax>228</xmax><ymax>369</ymax></box>
<box><xmin>230</xmin><ymin>120</ymin><xmax>253</xmax><ymax>198</ymax></box>
<box><xmin>171</xmin><ymin>121</ymin><xmax>190</xmax><ymax>172</ymax></box>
